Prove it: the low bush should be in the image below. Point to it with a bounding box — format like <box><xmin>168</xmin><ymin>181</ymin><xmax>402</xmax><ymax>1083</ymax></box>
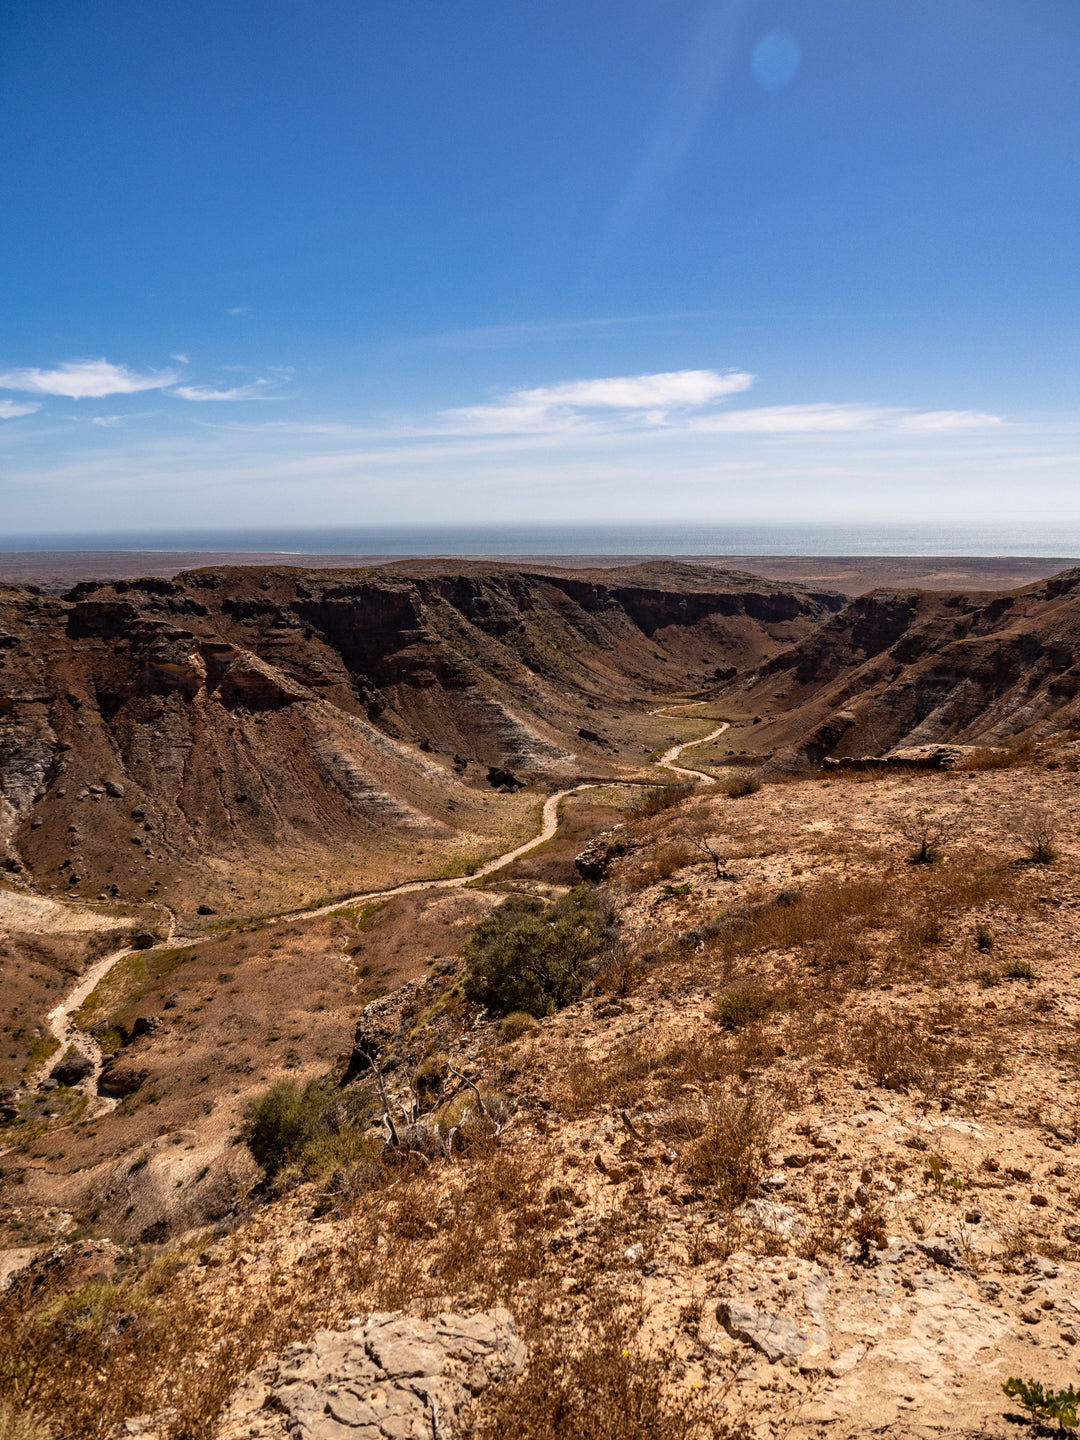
<box><xmin>473</xmin><ymin>1294</ymin><xmax>731</xmax><ymax>1440</ymax></box>
<box><xmin>500</xmin><ymin>1011</ymin><xmax>539</xmax><ymax>1042</ymax></box>
<box><xmin>239</xmin><ymin>1078</ymin><xmax>336</xmax><ymax>1177</ymax></box>
<box><xmin>462</xmin><ymin>886</ymin><xmax>615</xmax><ymax>1017</ymax></box>
<box><xmin>681</xmin><ymin>1088</ymin><xmax>778</xmax><ymax>1209</ymax></box>
<box><xmin>1019</xmin><ymin>805</ymin><xmax>1059</xmax><ymax>864</ymax></box>
<box><xmin>1000</xmin><ymin>960</ymin><xmax>1039</xmax><ymax>981</ymax></box>
<box><xmin>901</xmin><ymin>807</ymin><xmax>947</xmax><ymax>864</ymax></box>
<box><xmin>712</xmin><ymin>987</ymin><xmax>775</xmax><ymax>1030</ymax></box>
<box><xmin>630</xmin><ymin>781</ymin><xmax>695</xmax><ymax>818</ymax></box>
<box><xmin>724</xmin><ymin>772</ymin><xmax>762</xmax><ymax>798</ymax></box>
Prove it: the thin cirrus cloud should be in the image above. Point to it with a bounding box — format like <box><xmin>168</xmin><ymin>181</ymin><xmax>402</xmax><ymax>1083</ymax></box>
<box><xmin>0</xmin><ymin>358</ymin><xmax>178</xmax><ymax>399</ymax></box>
<box><xmin>443</xmin><ymin>368</ymin><xmax>756</xmax><ymax>434</ymax></box>
<box><xmin>0</xmin><ymin>399</ymin><xmax>42</xmax><ymax>419</ymax></box>
<box><xmin>172</xmin><ymin>380</ymin><xmax>272</xmax><ymax>402</ymax></box>
<box><xmin>438</xmin><ymin>369</ymin><xmax>1002</xmax><ymax>439</ymax></box>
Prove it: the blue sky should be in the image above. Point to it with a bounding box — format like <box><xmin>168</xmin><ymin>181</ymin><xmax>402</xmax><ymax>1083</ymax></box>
<box><xmin>2</xmin><ymin>0</ymin><xmax>1079</xmax><ymax>534</ymax></box>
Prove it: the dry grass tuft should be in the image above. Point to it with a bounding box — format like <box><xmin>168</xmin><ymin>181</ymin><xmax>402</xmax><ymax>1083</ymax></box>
<box><xmin>0</xmin><ymin>1402</ymin><xmax>50</xmax><ymax>1440</ymax></box>
<box><xmin>472</xmin><ymin>1292</ymin><xmax>742</xmax><ymax>1440</ymax></box>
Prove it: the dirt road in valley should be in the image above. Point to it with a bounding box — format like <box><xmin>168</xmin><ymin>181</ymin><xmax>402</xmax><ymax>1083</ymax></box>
<box><xmin>23</xmin><ymin>712</ymin><xmax>731</xmax><ymax>1110</ymax></box>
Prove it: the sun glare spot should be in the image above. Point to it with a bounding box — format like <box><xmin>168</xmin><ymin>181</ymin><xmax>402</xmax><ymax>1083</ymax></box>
<box><xmin>751</xmin><ymin>31</ymin><xmax>801</xmax><ymax>91</ymax></box>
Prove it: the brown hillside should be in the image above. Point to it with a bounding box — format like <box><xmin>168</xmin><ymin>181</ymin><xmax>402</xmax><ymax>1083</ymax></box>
<box><xmin>722</xmin><ymin>568</ymin><xmax>1080</xmax><ymax>771</ymax></box>
<box><xmin>0</xmin><ymin>563</ymin><xmax>839</xmax><ymax>918</ymax></box>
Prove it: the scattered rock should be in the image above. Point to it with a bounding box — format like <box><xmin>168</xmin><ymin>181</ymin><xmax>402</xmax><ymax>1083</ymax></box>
<box><xmin>197</xmin><ymin>903</ymin><xmax>216</xmax><ymax>915</ymax></box>
<box><xmin>716</xmin><ymin>1298</ymin><xmax>817</xmax><ymax>1365</ymax></box>
<box><xmin>914</xmin><ymin>1237</ymin><xmax>964</xmax><ymax>1270</ymax></box>
<box><xmin>739</xmin><ymin>1199</ymin><xmax>807</xmax><ymax>1238</ymax></box>
<box><xmin>49</xmin><ymin>1048</ymin><xmax>94</xmax><ymax>1086</ymax></box>
<box><xmin>129</xmin><ymin>931</ymin><xmax>156</xmax><ymax>950</ymax></box>
<box><xmin>574</xmin><ymin>827</ymin><xmax>631</xmax><ymax>883</ymax></box>
<box><xmin>486</xmin><ymin>766</ymin><xmax>523</xmax><ymax>792</ymax></box>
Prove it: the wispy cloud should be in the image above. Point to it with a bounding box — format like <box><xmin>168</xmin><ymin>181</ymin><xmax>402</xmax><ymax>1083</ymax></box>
<box><xmin>170</xmin><ymin>352</ymin><xmax>190</xmax><ymax>365</ymax></box>
<box><xmin>436</xmin><ymin>371</ymin><xmax>1000</xmax><ymax>439</ymax></box>
<box><xmin>689</xmin><ymin>404</ymin><xmax>1002</xmax><ymax>434</ymax></box>
<box><xmin>899</xmin><ymin>409</ymin><xmax>1002</xmax><ymax>432</ymax></box>
<box><xmin>0</xmin><ymin>399</ymin><xmax>41</xmax><ymax>419</ymax></box>
<box><xmin>227</xmin><ymin>306</ymin><xmax>252</xmax><ymax>317</ymax></box>
<box><xmin>0</xmin><ymin>358</ymin><xmax>178</xmax><ymax>399</ymax></box>
<box><xmin>444</xmin><ymin>368</ymin><xmax>756</xmax><ymax>434</ymax></box>
<box><xmin>172</xmin><ymin>380</ymin><xmax>273</xmax><ymax>402</ymax></box>
<box><xmin>90</xmin><ymin>414</ymin><xmax>125</xmax><ymax>428</ymax></box>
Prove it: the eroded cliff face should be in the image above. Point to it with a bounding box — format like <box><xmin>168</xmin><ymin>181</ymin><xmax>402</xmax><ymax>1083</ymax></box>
<box><xmin>0</xmin><ymin>562</ymin><xmax>840</xmax><ymax>911</ymax></box>
<box><xmin>729</xmin><ymin>570</ymin><xmax>1080</xmax><ymax>770</ymax></box>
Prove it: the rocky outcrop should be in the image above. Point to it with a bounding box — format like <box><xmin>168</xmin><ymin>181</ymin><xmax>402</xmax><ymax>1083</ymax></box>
<box><xmin>574</xmin><ymin>825</ymin><xmax>633</xmax><ymax>882</ymax></box>
<box><xmin>215</xmin><ymin>1308</ymin><xmax>525</xmax><ymax>1440</ymax></box>
<box><xmin>738</xmin><ymin>569</ymin><xmax>1080</xmax><ymax>770</ymax></box>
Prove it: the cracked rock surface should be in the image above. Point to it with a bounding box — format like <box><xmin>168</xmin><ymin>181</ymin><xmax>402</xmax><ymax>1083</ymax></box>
<box><xmin>216</xmin><ymin>1309</ymin><xmax>525</xmax><ymax>1440</ymax></box>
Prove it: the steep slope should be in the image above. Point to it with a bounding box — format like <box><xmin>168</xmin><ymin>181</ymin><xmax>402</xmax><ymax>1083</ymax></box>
<box><xmin>722</xmin><ymin>568</ymin><xmax>1080</xmax><ymax>770</ymax></box>
<box><xmin>0</xmin><ymin>563</ymin><xmax>839</xmax><ymax>914</ymax></box>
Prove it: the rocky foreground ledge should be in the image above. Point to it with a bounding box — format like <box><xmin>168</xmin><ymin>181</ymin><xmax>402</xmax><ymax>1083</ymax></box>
<box><xmin>114</xmin><ymin>1308</ymin><xmax>524</xmax><ymax>1440</ymax></box>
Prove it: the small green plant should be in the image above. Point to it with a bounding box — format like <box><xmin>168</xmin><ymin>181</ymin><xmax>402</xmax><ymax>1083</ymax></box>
<box><xmin>924</xmin><ymin>1154</ymin><xmax>965</xmax><ymax>1196</ymax></box>
<box><xmin>661</xmin><ymin>882</ymin><xmax>692</xmax><ymax>896</ymax></box>
<box><xmin>974</xmin><ymin>922</ymin><xmax>994</xmax><ymax>952</ymax></box>
<box><xmin>1003</xmin><ymin>1377</ymin><xmax>1080</xmax><ymax>1428</ymax></box>
<box><xmin>977</xmin><ymin>968</ymin><xmax>1001</xmax><ymax>989</ymax></box>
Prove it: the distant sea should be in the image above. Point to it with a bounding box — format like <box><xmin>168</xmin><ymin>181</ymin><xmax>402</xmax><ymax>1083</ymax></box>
<box><xmin>1</xmin><ymin>522</ymin><xmax>1078</xmax><ymax>558</ymax></box>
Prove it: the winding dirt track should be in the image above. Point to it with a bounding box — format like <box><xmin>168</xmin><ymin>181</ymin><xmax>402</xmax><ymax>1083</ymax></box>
<box><xmin>35</xmin><ymin>713</ymin><xmax>730</xmax><ymax>1108</ymax></box>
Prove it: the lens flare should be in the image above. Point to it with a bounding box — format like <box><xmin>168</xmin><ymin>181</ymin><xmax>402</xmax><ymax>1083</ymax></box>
<box><xmin>751</xmin><ymin>30</ymin><xmax>801</xmax><ymax>91</ymax></box>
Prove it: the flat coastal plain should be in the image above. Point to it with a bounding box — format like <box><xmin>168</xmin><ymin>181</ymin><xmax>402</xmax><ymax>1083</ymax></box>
<box><xmin>0</xmin><ymin>550</ymin><xmax>1075</xmax><ymax>595</ymax></box>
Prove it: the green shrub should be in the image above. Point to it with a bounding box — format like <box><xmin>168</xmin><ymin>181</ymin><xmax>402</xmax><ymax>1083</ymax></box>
<box><xmin>239</xmin><ymin>1078</ymin><xmax>334</xmax><ymax>1177</ymax></box>
<box><xmin>412</xmin><ymin>1054</ymin><xmax>447</xmax><ymax>1109</ymax></box>
<box><xmin>974</xmin><ymin>922</ymin><xmax>994</xmax><ymax>952</ymax></box>
<box><xmin>1003</xmin><ymin>1378</ymin><xmax>1079</xmax><ymax>1428</ymax></box>
<box><xmin>462</xmin><ymin>887</ymin><xmax>614</xmax><ymax>1017</ymax></box>
<box><xmin>724</xmin><ymin>773</ymin><xmax>762</xmax><ymax>798</ymax></box>
<box><xmin>291</xmin><ymin>1128</ymin><xmax>380</xmax><ymax>1182</ymax></box>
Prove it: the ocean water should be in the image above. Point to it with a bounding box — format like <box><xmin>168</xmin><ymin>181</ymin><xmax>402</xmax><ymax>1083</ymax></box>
<box><xmin>1</xmin><ymin>522</ymin><xmax>1079</xmax><ymax>557</ymax></box>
